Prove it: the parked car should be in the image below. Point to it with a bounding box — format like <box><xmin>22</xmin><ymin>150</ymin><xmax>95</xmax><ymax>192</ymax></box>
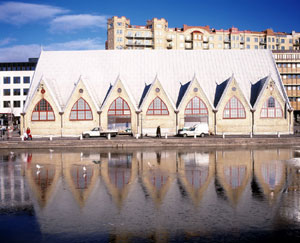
<box><xmin>178</xmin><ymin>123</ymin><xmax>209</xmax><ymax>137</ymax></box>
<box><xmin>82</xmin><ymin>127</ymin><xmax>118</xmax><ymax>138</ymax></box>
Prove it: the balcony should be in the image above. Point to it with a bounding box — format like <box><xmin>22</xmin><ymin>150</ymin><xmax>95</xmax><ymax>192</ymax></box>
<box><xmin>240</xmin><ymin>39</ymin><xmax>245</xmax><ymax>43</ymax></box>
<box><xmin>167</xmin><ymin>43</ymin><xmax>173</xmax><ymax>49</ymax></box>
<box><xmin>166</xmin><ymin>36</ymin><xmax>172</xmax><ymax>41</ymax></box>
<box><xmin>203</xmin><ymin>37</ymin><xmax>209</xmax><ymax>43</ymax></box>
<box><xmin>294</xmin><ymin>41</ymin><xmax>300</xmax><ymax>46</ymax></box>
<box><xmin>224</xmin><ymin>38</ymin><xmax>231</xmax><ymax>43</ymax></box>
<box><xmin>260</xmin><ymin>39</ymin><xmax>267</xmax><ymax>45</ymax></box>
<box><xmin>185</xmin><ymin>36</ymin><xmax>192</xmax><ymax>42</ymax></box>
<box><xmin>185</xmin><ymin>43</ymin><xmax>192</xmax><ymax>49</ymax></box>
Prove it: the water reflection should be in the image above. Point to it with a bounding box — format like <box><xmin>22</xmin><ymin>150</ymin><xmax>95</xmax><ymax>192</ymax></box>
<box><xmin>1</xmin><ymin>147</ymin><xmax>300</xmax><ymax>242</ymax></box>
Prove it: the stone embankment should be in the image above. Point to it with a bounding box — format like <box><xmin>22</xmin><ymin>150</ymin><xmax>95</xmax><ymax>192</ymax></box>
<box><xmin>0</xmin><ymin>135</ymin><xmax>300</xmax><ymax>149</ymax></box>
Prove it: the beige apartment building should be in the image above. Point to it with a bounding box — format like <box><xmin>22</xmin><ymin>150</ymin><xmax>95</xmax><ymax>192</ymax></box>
<box><xmin>106</xmin><ymin>16</ymin><xmax>300</xmax><ymax>118</ymax></box>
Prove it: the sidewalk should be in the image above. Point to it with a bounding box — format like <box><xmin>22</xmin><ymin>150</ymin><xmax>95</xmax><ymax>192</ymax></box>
<box><xmin>1</xmin><ymin>132</ymin><xmax>300</xmax><ymax>149</ymax></box>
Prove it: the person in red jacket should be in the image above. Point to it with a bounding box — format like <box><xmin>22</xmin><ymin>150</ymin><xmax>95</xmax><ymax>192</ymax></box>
<box><xmin>26</xmin><ymin>127</ymin><xmax>32</xmax><ymax>140</ymax></box>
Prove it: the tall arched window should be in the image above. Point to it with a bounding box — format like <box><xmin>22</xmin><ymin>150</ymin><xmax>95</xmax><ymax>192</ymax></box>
<box><xmin>146</xmin><ymin>97</ymin><xmax>169</xmax><ymax>115</ymax></box>
<box><xmin>69</xmin><ymin>98</ymin><xmax>93</xmax><ymax>121</ymax></box>
<box><xmin>260</xmin><ymin>97</ymin><xmax>283</xmax><ymax>118</ymax></box>
<box><xmin>108</xmin><ymin>97</ymin><xmax>131</xmax><ymax>115</ymax></box>
<box><xmin>108</xmin><ymin>97</ymin><xmax>131</xmax><ymax>130</ymax></box>
<box><xmin>184</xmin><ymin>97</ymin><xmax>208</xmax><ymax>126</ymax></box>
<box><xmin>223</xmin><ymin>96</ymin><xmax>246</xmax><ymax>119</ymax></box>
<box><xmin>31</xmin><ymin>99</ymin><xmax>55</xmax><ymax>121</ymax></box>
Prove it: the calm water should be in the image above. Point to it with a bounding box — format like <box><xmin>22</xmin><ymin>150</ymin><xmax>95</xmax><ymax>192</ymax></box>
<box><xmin>0</xmin><ymin>147</ymin><xmax>300</xmax><ymax>243</ymax></box>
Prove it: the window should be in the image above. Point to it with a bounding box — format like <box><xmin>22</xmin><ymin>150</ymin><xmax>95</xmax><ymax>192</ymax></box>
<box><xmin>255</xmin><ymin>45</ymin><xmax>258</xmax><ymax>49</ymax></box>
<box><xmin>260</xmin><ymin>97</ymin><xmax>282</xmax><ymax>118</ymax></box>
<box><xmin>31</xmin><ymin>99</ymin><xmax>55</xmax><ymax>121</ymax></box>
<box><xmin>223</xmin><ymin>96</ymin><xmax>246</xmax><ymax>119</ymax></box>
<box><xmin>281</xmin><ymin>39</ymin><xmax>285</xmax><ymax>43</ymax></box>
<box><xmin>254</xmin><ymin>38</ymin><xmax>258</xmax><ymax>42</ymax></box>
<box><xmin>108</xmin><ymin>97</ymin><xmax>131</xmax><ymax>116</ymax></box>
<box><xmin>69</xmin><ymin>98</ymin><xmax>93</xmax><ymax>121</ymax></box>
<box><xmin>146</xmin><ymin>97</ymin><xmax>169</xmax><ymax>115</ymax></box>
<box><xmin>13</xmin><ymin>101</ymin><xmax>20</xmax><ymax>108</ymax></box>
<box><xmin>247</xmin><ymin>45</ymin><xmax>250</xmax><ymax>49</ymax></box>
<box><xmin>13</xmin><ymin>89</ymin><xmax>20</xmax><ymax>96</ymax></box>
<box><xmin>246</xmin><ymin>37</ymin><xmax>250</xmax><ymax>42</ymax></box>
<box><xmin>3</xmin><ymin>101</ymin><xmax>10</xmax><ymax>108</ymax></box>
<box><xmin>23</xmin><ymin>88</ymin><xmax>29</xmax><ymax>95</ymax></box>
<box><xmin>23</xmin><ymin>76</ymin><xmax>30</xmax><ymax>83</ymax></box>
<box><xmin>185</xmin><ymin>97</ymin><xmax>208</xmax><ymax>116</ymax></box>
<box><xmin>3</xmin><ymin>77</ymin><xmax>10</xmax><ymax>84</ymax></box>
<box><xmin>4</xmin><ymin>89</ymin><xmax>10</xmax><ymax>96</ymax></box>
<box><xmin>117</xmin><ymin>22</ymin><xmax>122</xmax><ymax>26</ymax></box>
<box><xmin>13</xmin><ymin>77</ymin><xmax>20</xmax><ymax>84</ymax></box>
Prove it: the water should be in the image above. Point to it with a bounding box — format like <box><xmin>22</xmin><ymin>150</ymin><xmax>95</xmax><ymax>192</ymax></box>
<box><xmin>0</xmin><ymin>147</ymin><xmax>300</xmax><ymax>242</ymax></box>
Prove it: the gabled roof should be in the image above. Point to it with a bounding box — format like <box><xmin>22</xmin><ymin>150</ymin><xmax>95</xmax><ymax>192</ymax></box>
<box><xmin>24</xmin><ymin>77</ymin><xmax>62</xmax><ymax>113</ymax></box>
<box><xmin>64</xmin><ymin>76</ymin><xmax>100</xmax><ymax>112</ymax></box>
<box><xmin>100</xmin><ymin>75</ymin><xmax>138</xmax><ymax>111</ymax></box>
<box><xmin>138</xmin><ymin>76</ymin><xmax>176</xmax><ymax>111</ymax></box>
<box><xmin>214</xmin><ymin>75</ymin><xmax>252</xmax><ymax>110</ymax></box>
<box><xmin>177</xmin><ymin>76</ymin><xmax>214</xmax><ymax>110</ymax></box>
<box><xmin>250</xmin><ymin>76</ymin><xmax>269</xmax><ymax>108</ymax></box>
<box><xmin>24</xmin><ymin>49</ymin><xmax>289</xmax><ymax>113</ymax></box>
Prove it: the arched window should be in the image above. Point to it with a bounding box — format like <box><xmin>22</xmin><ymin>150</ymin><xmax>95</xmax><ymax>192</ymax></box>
<box><xmin>146</xmin><ymin>97</ymin><xmax>169</xmax><ymax>115</ymax></box>
<box><xmin>223</xmin><ymin>96</ymin><xmax>246</xmax><ymax>119</ymax></box>
<box><xmin>69</xmin><ymin>98</ymin><xmax>93</xmax><ymax>121</ymax></box>
<box><xmin>260</xmin><ymin>97</ymin><xmax>283</xmax><ymax>118</ymax></box>
<box><xmin>184</xmin><ymin>97</ymin><xmax>208</xmax><ymax>126</ymax></box>
<box><xmin>185</xmin><ymin>97</ymin><xmax>208</xmax><ymax>115</ymax></box>
<box><xmin>107</xmin><ymin>97</ymin><xmax>131</xmax><ymax>130</ymax></box>
<box><xmin>32</xmin><ymin>99</ymin><xmax>55</xmax><ymax>121</ymax></box>
<box><xmin>108</xmin><ymin>97</ymin><xmax>131</xmax><ymax>115</ymax></box>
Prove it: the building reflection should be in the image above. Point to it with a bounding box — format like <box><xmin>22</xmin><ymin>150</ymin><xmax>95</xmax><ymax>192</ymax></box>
<box><xmin>1</xmin><ymin>147</ymin><xmax>300</xmax><ymax>240</ymax></box>
<box><xmin>178</xmin><ymin>151</ymin><xmax>214</xmax><ymax>205</ymax></box>
<box><xmin>215</xmin><ymin>150</ymin><xmax>252</xmax><ymax>206</ymax></box>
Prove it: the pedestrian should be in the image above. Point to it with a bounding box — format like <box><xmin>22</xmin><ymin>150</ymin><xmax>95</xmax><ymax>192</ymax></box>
<box><xmin>156</xmin><ymin>125</ymin><xmax>161</xmax><ymax>138</ymax></box>
<box><xmin>26</xmin><ymin>127</ymin><xmax>32</xmax><ymax>140</ymax></box>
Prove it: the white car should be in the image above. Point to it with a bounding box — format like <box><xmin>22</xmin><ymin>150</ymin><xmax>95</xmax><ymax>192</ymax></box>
<box><xmin>82</xmin><ymin>127</ymin><xmax>118</xmax><ymax>138</ymax></box>
<box><xmin>179</xmin><ymin>123</ymin><xmax>209</xmax><ymax>137</ymax></box>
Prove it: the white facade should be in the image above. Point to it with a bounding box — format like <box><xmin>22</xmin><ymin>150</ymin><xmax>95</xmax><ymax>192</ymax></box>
<box><xmin>0</xmin><ymin>60</ymin><xmax>36</xmax><ymax>124</ymax></box>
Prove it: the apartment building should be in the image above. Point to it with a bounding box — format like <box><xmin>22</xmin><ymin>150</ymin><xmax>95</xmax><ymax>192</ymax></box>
<box><xmin>106</xmin><ymin>16</ymin><xmax>300</xmax><ymax>118</ymax></box>
<box><xmin>273</xmin><ymin>50</ymin><xmax>300</xmax><ymax>119</ymax></box>
<box><xmin>0</xmin><ymin>58</ymin><xmax>37</xmax><ymax>126</ymax></box>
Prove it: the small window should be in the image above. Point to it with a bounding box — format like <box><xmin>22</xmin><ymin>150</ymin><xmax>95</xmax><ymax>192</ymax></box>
<box><xmin>3</xmin><ymin>77</ymin><xmax>10</xmax><ymax>84</ymax></box>
<box><xmin>13</xmin><ymin>77</ymin><xmax>20</xmax><ymax>84</ymax></box>
<box><xmin>23</xmin><ymin>88</ymin><xmax>29</xmax><ymax>96</ymax></box>
<box><xmin>13</xmin><ymin>101</ymin><xmax>20</xmax><ymax>108</ymax></box>
<box><xmin>69</xmin><ymin>98</ymin><xmax>93</xmax><ymax>121</ymax></box>
<box><xmin>3</xmin><ymin>101</ymin><xmax>11</xmax><ymax>108</ymax></box>
<box><xmin>23</xmin><ymin>77</ymin><xmax>30</xmax><ymax>84</ymax></box>
<box><xmin>13</xmin><ymin>89</ymin><xmax>20</xmax><ymax>96</ymax></box>
<box><xmin>146</xmin><ymin>97</ymin><xmax>169</xmax><ymax>115</ymax></box>
<box><xmin>4</xmin><ymin>89</ymin><xmax>10</xmax><ymax>96</ymax></box>
<box><xmin>31</xmin><ymin>99</ymin><xmax>55</xmax><ymax>121</ymax></box>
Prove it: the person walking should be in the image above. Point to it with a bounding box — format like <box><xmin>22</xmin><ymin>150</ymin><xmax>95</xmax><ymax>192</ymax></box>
<box><xmin>156</xmin><ymin>126</ymin><xmax>161</xmax><ymax>138</ymax></box>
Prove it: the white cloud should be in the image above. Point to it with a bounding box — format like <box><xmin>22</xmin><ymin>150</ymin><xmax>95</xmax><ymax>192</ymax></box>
<box><xmin>0</xmin><ymin>38</ymin><xmax>105</xmax><ymax>62</ymax></box>
<box><xmin>50</xmin><ymin>14</ymin><xmax>107</xmax><ymax>32</ymax></box>
<box><xmin>0</xmin><ymin>44</ymin><xmax>41</xmax><ymax>62</ymax></box>
<box><xmin>0</xmin><ymin>37</ymin><xmax>16</xmax><ymax>46</ymax></box>
<box><xmin>0</xmin><ymin>1</ymin><xmax>68</xmax><ymax>25</ymax></box>
<box><xmin>44</xmin><ymin>38</ymin><xmax>105</xmax><ymax>50</ymax></box>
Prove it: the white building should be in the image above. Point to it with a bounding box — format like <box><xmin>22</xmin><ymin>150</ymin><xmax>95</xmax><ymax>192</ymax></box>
<box><xmin>0</xmin><ymin>58</ymin><xmax>37</xmax><ymax>126</ymax></box>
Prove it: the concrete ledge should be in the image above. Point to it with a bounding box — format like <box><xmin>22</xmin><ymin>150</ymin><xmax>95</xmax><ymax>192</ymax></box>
<box><xmin>1</xmin><ymin>136</ymin><xmax>300</xmax><ymax>149</ymax></box>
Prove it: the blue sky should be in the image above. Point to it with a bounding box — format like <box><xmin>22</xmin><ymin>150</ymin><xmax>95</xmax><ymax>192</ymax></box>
<box><xmin>0</xmin><ymin>0</ymin><xmax>299</xmax><ymax>62</ymax></box>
